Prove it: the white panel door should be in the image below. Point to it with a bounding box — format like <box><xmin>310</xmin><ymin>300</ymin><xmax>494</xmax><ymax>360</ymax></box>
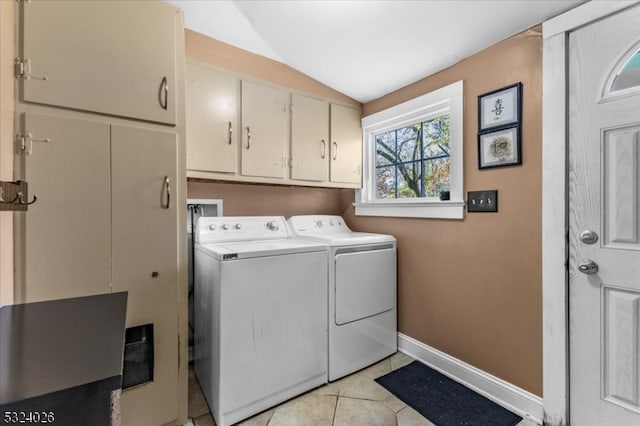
<box><xmin>291</xmin><ymin>94</ymin><xmax>329</xmax><ymax>181</ymax></box>
<box><xmin>21</xmin><ymin>0</ymin><xmax>177</xmax><ymax>125</ymax></box>
<box><xmin>240</xmin><ymin>80</ymin><xmax>288</xmax><ymax>179</ymax></box>
<box><xmin>330</xmin><ymin>104</ymin><xmax>362</xmax><ymax>184</ymax></box>
<box><xmin>569</xmin><ymin>4</ymin><xmax>640</xmax><ymax>425</ymax></box>
<box><xmin>111</xmin><ymin>125</ymin><xmax>178</xmax><ymax>426</ymax></box>
<box><xmin>16</xmin><ymin>112</ymin><xmax>111</xmax><ymax>303</ymax></box>
<box><xmin>186</xmin><ymin>62</ymin><xmax>238</xmax><ymax>173</ymax></box>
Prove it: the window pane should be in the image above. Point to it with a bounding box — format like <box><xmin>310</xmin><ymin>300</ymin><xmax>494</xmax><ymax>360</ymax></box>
<box><xmin>376</xmin><ymin>166</ymin><xmax>396</xmax><ymax>199</ymax></box>
<box><xmin>373</xmin><ymin>114</ymin><xmax>451</xmax><ymax>201</ymax></box>
<box><xmin>423</xmin><ymin>115</ymin><xmax>450</xmax><ymax>158</ymax></box>
<box><xmin>611</xmin><ymin>50</ymin><xmax>640</xmax><ymax>92</ymax></box>
<box><xmin>375</xmin><ymin>132</ymin><xmax>396</xmax><ymax>166</ymax></box>
<box><xmin>397</xmin><ymin>124</ymin><xmax>421</xmax><ymax>163</ymax></box>
<box><xmin>396</xmin><ymin>161</ymin><xmax>421</xmax><ymax>198</ymax></box>
<box><xmin>423</xmin><ymin>157</ymin><xmax>451</xmax><ymax>198</ymax></box>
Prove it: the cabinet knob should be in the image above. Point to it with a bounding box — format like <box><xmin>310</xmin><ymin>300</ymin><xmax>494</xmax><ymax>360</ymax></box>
<box><xmin>332</xmin><ymin>141</ymin><xmax>338</xmax><ymax>160</ymax></box>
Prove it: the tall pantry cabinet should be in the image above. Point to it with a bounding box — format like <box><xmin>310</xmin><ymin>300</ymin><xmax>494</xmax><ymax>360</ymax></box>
<box><xmin>12</xmin><ymin>2</ymin><xmax>187</xmax><ymax>425</ymax></box>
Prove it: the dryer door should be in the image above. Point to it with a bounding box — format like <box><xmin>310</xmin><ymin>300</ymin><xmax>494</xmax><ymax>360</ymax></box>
<box><xmin>334</xmin><ymin>247</ymin><xmax>396</xmax><ymax>325</ymax></box>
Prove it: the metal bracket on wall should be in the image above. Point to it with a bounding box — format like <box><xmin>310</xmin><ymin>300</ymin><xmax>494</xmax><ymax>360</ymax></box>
<box><xmin>0</xmin><ymin>180</ymin><xmax>37</xmax><ymax>211</ymax></box>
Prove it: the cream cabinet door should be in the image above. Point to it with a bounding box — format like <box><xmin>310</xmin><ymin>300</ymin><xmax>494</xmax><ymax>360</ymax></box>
<box><xmin>21</xmin><ymin>1</ymin><xmax>177</xmax><ymax>125</ymax></box>
<box><xmin>330</xmin><ymin>104</ymin><xmax>362</xmax><ymax>185</ymax></box>
<box><xmin>111</xmin><ymin>125</ymin><xmax>178</xmax><ymax>426</ymax></box>
<box><xmin>186</xmin><ymin>62</ymin><xmax>238</xmax><ymax>174</ymax></box>
<box><xmin>241</xmin><ymin>80</ymin><xmax>288</xmax><ymax>179</ymax></box>
<box><xmin>291</xmin><ymin>94</ymin><xmax>329</xmax><ymax>181</ymax></box>
<box><xmin>16</xmin><ymin>112</ymin><xmax>111</xmax><ymax>303</ymax></box>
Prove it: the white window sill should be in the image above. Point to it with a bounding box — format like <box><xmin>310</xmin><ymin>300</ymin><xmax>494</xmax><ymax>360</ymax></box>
<box><xmin>353</xmin><ymin>201</ymin><xmax>465</xmax><ymax>219</ymax></box>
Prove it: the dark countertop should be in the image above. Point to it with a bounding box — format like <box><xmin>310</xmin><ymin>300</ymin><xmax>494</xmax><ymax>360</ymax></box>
<box><xmin>0</xmin><ymin>292</ymin><xmax>127</xmax><ymax>406</ymax></box>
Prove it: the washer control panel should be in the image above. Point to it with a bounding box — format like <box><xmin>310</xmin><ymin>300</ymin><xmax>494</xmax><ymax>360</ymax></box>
<box><xmin>196</xmin><ymin>216</ymin><xmax>290</xmax><ymax>243</ymax></box>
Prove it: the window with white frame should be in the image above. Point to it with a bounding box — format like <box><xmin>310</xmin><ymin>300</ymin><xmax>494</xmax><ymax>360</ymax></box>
<box><xmin>356</xmin><ymin>80</ymin><xmax>464</xmax><ymax>219</ymax></box>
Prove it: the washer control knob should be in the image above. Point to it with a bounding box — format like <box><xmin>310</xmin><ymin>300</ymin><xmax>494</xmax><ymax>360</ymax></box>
<box><xmin>329</xmin><ymin>219</ymin><xmax>334</xmax><ymax>226</ymax></box>
<box><xmin>208</xmin><ymin>224</ymin><xmax>216</xmax><ymax>231</ymax></box>
<box><xmin>222</xmin><ymin>224</ymin><xmax>229</xmax><ymax>230</ymax></box>
<box><xmin>267</xmin><ymin>221</ymin><xmax>279</xmax><ymax>231</ymax></box>
<box><xmin>234</xmin><ymin>223</ymin><xmax>242</xmax><ymax>230</ymax></box>
<box><xmin>316</xmin><ymin>220</ymin><xmax>323</xmax><ymax>228</ymax></box>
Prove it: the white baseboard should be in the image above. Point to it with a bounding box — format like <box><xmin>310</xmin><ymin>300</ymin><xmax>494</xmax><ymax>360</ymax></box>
<box><xmin>397</xmin><ymin>333</ymin><xmax>543</xmax><ymax>425</ymax></box>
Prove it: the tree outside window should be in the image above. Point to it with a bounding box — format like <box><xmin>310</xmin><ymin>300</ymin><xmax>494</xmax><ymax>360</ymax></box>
<box><xmin>374</xmin><ymin>115</ymin><xmax>450</xmax><ymax>199</ymax></box>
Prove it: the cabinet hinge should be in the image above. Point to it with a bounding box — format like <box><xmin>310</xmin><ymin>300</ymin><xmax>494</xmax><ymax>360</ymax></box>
<box><xmin>16</xmin><ymin>131</ymin><xmax>52</xmax><ymax>156</ymax></box>
<box><xmin>14</xmin><ymin>57</ymin><xmax>48</xmax><ymax>82</ymax></box>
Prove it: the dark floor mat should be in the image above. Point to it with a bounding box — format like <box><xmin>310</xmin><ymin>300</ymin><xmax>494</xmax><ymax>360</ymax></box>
<box><xmin>375</xmin><ymin>361</ymin><xmax>522</xmax><ymax>426</ymax></box>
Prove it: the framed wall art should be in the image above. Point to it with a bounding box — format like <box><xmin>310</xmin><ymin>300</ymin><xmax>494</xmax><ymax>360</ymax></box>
<box><xmin>478</xmin><ymin>82</ymin><xmax>522</xmax><ymax>131</ymax></box>
<box><xmin>477</xmin><ymin>124</ymin><xmax>521</xmax><ymax>169</ymax></box>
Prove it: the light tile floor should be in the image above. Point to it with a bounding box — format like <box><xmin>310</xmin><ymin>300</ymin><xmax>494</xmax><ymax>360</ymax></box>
<box><xmin>188</xmin><ymin>352</ymin><xmax>538</xmax><ymax>426</ymax></box>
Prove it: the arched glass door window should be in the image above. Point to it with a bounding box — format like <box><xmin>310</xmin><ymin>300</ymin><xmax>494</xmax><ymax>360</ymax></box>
<box><xmin>609</xmin><ymin>48</ymin><xmax>640</xmax><ymax>93</ymax></box>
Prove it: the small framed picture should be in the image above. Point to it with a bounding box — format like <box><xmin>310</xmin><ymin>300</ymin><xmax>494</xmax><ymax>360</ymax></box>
<box><xmin>478</xmin><ymin>125</ymin><xmax>522</xmax><ymax>169</ymax></box>
<box><xmin>478</xmin><ymin>82</ymin><xmax>522</xmax><ymax>131</ymax></box>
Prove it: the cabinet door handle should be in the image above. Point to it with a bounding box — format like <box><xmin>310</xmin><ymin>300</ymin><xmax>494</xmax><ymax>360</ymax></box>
<box><xmin>246</xmin><ymin>126</ymin><xmax>251</xmax><ymax>149</ymax></box>
<box><xmin>228</xmin><ymin>122</ymin><xmax>233</xmax><ymax>145</ymax></box>
<box><xmin>332</xmin><ymin>141</ymin><xmax>338</xmax><ymax>160</ymax></box>
<box><xmin>321</xmin><ymin>140</ymin><xmax>326</xmax><ymax>159</ymax></box>
<box><xmin>162</xmin><ymin>176</ymin><xmax>170</xmax><ymax>209</ymax></box>
<box><xmin>158</xmin><ymin>76</ymin><xmax>168</xmax><ymax>110</ymax></box>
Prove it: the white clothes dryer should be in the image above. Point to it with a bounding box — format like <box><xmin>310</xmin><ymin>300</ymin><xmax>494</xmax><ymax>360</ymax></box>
<box><xmin>287</xmin><ymin>215</ymin><xmax>397</xmax><ymax>381</ymax></box>
<box><xmin>194</xmin><ymin>216</ymin><xmax>328</xmax><ymax>426</ymax></box>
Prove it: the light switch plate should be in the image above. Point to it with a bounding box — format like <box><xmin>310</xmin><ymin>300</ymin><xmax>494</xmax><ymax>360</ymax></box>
<box><xmin>467</xmin><ymin>190</ymin><xmax>498</xmax><ymax>212</ymax></box>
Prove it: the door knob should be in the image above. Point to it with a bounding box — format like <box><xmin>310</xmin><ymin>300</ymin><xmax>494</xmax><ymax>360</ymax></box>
<box><xmin>579</xmin><ymin>230</ymin><xmax>598</xmax><ymax>244</ymax></box>
<box><xmin>578</xmin><ymin>259</ymin><xmax>599</xmax><ymax>275</ymax></box>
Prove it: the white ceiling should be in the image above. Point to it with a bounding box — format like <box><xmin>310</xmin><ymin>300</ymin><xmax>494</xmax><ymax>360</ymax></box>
<box><xmin>166</xmin><ymin>0</ymin><xmax>586</xmax><ymax>103</ymax></box>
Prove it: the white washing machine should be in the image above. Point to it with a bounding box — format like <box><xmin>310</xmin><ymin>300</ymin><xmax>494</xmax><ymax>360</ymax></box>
<box><xmin>287</xmin><ymin>215</ymin><xmax>397</xmax><ymax>381</ymax></box>
<box><xmin>193</xmin><ymin>216</ymin><xmax>328</xmax><ymax>426</ymax></box>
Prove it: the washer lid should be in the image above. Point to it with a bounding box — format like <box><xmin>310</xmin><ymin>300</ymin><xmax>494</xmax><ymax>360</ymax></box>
<box><xmin>195</xmin><ymin>239</ymin><xmax>325</xmax><ymax>260</ymax></box>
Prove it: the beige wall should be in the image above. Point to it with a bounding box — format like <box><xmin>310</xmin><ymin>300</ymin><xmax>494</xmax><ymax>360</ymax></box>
<box><xmin>188</xmin><ymin>180</ymin><xmax>351</xmax><ymax>218</ymax></box>
<box><xmin>186</xmin><ymin>27</ymin><xmax>543</xmax><ymax>396</ymax></box>
<box><xmin>348</xmin><ymin>26</ymin><xmax>543</xmax><ymax>396</ymax></box>
<box><xmin>186</xmin><ymin>30</ymin><xmax>359</xmax><ymax>107</ymax></box>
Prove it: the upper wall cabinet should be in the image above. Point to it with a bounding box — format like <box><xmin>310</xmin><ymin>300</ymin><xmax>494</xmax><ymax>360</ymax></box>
<box><xmin>241</xmin><ymin>80</ymin><xmax>289</xmax><ymax>179</ymax></box>
<box><xmin>330</xmin><ymin>104</ymin><xmax>362</xmax><ymax>185</ymax></box>
<box><xmin>19</xmin><ymin>1</ymin><xmax>177</xmax><ymax>125</ymax></box>
<box><xmin>186</xmin><ymin>62</ymin><xmax>238</xmax><ymax>174</ymax></box>
<box><xmin>184</xmin><ymin>63</ymin><xmax>363</xmax><ymax>188</ymax></box>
